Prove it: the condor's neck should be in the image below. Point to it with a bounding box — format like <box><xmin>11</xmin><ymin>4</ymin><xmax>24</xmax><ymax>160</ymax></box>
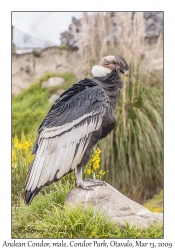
<box><xmin>93</xmin><ymin>70</ymin><xmax>123</xmax><ymax>107</ymax></box>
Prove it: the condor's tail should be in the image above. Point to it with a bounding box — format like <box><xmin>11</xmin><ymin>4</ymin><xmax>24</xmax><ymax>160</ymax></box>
<box><xmin>25</xmin><ymin>188</ymin><xmax>41</xmax><ymax>205</ymax></box>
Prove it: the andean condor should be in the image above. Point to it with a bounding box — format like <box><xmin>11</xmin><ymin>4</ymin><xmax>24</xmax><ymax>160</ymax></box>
<box><xmin>25</xmin><ymin>53</ymin><xmax>129</xmax><ymax>205</ymax></box>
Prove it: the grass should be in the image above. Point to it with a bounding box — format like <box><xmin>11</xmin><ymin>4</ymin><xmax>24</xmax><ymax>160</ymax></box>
<box><xmin>12</xmin><ymin>60</ymin><xmax>163</xmax><ymax>202</ymax></box>
<box><xmin>12</xmin><ymin>183</ymin><xmax>163</xmax><ymax>239</ymax></box>
<box><xmin>12</xmin><ymin>13</ymin><xmax>163</xmax><ymax>202</ymax></box>
<box><xmin>12</xmin><ymin>72</ymin><xmax>76</xmax><ymax>137</ymax></box>
<box><xmin>78</xmin><ymin>12</ymin><xmax>163</xmax><ymax>81</ymax></box>
<box><xmin>99</xmin><ymin>73</ymin><xmax>163</xmax><ymax>201</ymax></box>
<box><xmin>12</xmin><ymin>66</ymin><xmax>163</xmax><ymax>202</ymax></box>
<box><xmin>12</xmin><ymin>132</ymin><xmax>163</xmax><ymax>238</ymax></box>
<box><xmin>143</xmin><ymin>190</ymin><xmax>163</xmax><ymax>213</ymax></box>
<box><xmin>76</xmin><ymin>12</ymin><xmax>163</xmax><ymax>201</ymax></box>
<box><xmin>12</xmin><ymin>132</ymin><xmax>106</xmax><ymax>206</ymax></box>
<box><xmin>12</xmin><ymin>133</ymin><xmax>163</xmax><ymax>239</ymax></box>
<box><xmin>12</xmin><ymin>12</ymin><xmax>163</xmax><ymax>238</ymax></box>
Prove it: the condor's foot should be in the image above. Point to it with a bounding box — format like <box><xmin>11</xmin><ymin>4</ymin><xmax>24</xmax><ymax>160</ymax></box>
<box><xmin>76</xmin><ymin>179</ymin><xmax>106</xmax><ymax>190</ymax></box>
<box><xmin>76</xmin><ymin>181</ymin><xmax>94</xmax><ymax>190</ymax></box>
<box><xmin>84</xmin><ymin>178</ymin><xmax>107</xmax><ymax>187</ymax></box>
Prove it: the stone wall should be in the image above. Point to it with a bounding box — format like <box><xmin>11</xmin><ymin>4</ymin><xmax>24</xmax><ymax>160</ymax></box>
<box><xmin>12</xmin><ymin>46</ymin><xmax>91</xmax><ymax>96</ymax></box>
<box><xmin>12</xmin><ymin>12</ymin><xmax>163</xmax><ymax>97</ymax></box>
<box><xmin>60</xmin><ymin>17</ymin><xmax>82</xmax><ymax>49</ymax></box>
<box><xmin>144</xmin><ymin>12</ymin><xmax>163</xmax><ymax>43</ymax></box>
<box><xmin>60</xmin><ymin>12</ymin><xmax>163</xmax><ymax>49</ymax></box>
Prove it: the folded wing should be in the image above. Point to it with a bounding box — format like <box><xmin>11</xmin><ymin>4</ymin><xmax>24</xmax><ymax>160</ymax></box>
<box><xmin>25</xmin><ymin>79</ymin><xmax>109</xmax><ymax>204</ymax></box>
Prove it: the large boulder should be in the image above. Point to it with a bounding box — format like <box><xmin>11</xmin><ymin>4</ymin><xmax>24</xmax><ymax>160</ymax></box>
<box><xmin>66</xmin><ymin>180</ymin><xmax>163</xmax><ymax>228</ymax></box>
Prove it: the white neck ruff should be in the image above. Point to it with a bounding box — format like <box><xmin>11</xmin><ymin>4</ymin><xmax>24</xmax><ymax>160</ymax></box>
<box><xmin>91</xmin><ymin>65</ymin><xmax>112</xmax><ymax>77</ymax></box>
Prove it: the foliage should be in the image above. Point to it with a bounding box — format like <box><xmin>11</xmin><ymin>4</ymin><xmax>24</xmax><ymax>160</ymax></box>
<box><xmin>12</xmin><ymin>12</ymin><xmax>163</xmax><ymax>202</ymax></box>
<box><xmin>146</xmin><ymin>207</ymin><xmax>163</xmax><ymax>213</ymax></box>
<box><xmin>76</xmin><ymin>12</ymin><xmax>163</xmax><ymax>201</ymax></box>
<box><xmin>12</xmin><ymin>70</ymin><xmax>163</xmax><ymax>202</ymax></box>
<box><xmin>143</xmin><ymin>190</ymin><xmax>163</xmax><ymax>213</ymax></box>
<box><xmin>77</xmin><ymin>12</ymin><xmax>163</xmax><ymax>82</ymax></box>
<box><xmin>12</xmin><ymin>132</ymin><xmax>163</xmax><ymax>238</ymax></box>
<box><xmin>12</xmin><ymin>132</ymin><xmax>107</xmax><ymax>206</ymax></box>
<box><xmin>12</xmin><ymin>72</ymin><xmax>76</xmax><ymax>138</ymax></box>
<box><xmin>99</xmin><ymin>74</ymin><xmax>163</xmax><ymax>201</ymax></box>
<box><xmin>12</xmin><ymin>132</ymin><xmax>35</xmax><ymax>206</ymax></box>
<box><xmin>12</xmin><ymin>185</ymin><xmax>163</xmax><ymax>239</ymax></box>
<box><xmin>84</xmin><ymin>148</ymin><xmax>107</xmax><ymax>180</ymax></box>
<box><xmin>11</xmin><ymin>12</ymin><xmax>163</xmax><ymax>239</ymax></box>
<box><xmin>59</xmin><ymin>44</ymin><xmax>67</xmax><ymax>50</ymax></box>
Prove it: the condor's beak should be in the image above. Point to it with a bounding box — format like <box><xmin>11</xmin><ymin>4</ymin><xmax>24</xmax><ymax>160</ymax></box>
<box><xmin>124</xmin><ymin>70</ymin><xmax>129</xmax><ymax>76</ymax></box>
<box><xmin>120</xmin><ymin>68</ymin><xmax>129</xmax><ymax>76</ymax></box>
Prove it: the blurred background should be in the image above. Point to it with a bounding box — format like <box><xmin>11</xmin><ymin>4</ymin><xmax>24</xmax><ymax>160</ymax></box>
<box><xmin>12</xmin><ymin>12</ymin><xmax>163</xmax><ymax>208</ymax></box>
<box><xmin>12</xmin><ymin>12</ymin><xmax>83</xmax><ymax>53</ymax></box>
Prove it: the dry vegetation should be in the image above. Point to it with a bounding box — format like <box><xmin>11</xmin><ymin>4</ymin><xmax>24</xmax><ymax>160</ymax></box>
<box><xmin>12</xmin><ymin>12</ymin><xmax>163</xmax><ymax>238</ymax></box>
<box><xmin>76</xmin><ymin>12</ymin><xmax>163</xmax><ymax>201</ymax></box>
<box><xmin>12</xmin><ymin>12</ymin><xmax>163</xmax><ymax>202</ymax></box>
<box><xmin>76</xmin><ymin>12</ymin><xmax>162</xmax><ymax>80</ymax></box>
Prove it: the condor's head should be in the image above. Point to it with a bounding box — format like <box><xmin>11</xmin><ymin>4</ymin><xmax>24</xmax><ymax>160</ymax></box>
<box><xmin>91</xmin><ymin>53</ymin><xmax>129</xmax><ymax>77</ymax></box>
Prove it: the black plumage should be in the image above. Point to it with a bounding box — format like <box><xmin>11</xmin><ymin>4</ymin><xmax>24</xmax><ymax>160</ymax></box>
<box><xmin>25</xmin><ymin>54</ymin><xmax>129</xmax><ymax>205</ymax></box>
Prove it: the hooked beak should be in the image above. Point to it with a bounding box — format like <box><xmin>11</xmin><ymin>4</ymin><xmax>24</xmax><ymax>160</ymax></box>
<box><xmin>119</xmin><ymin>68</ymin><xmax>129</xmax><ymax>76</ymax></box>
<box><xmin>124</xmin><ymin>70</ymin><xmax>129</xmax><ymax>76</ymax></box>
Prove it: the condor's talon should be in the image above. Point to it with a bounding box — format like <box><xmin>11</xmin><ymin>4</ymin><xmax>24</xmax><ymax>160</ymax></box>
<box><xmin>24</xmin><ymin>53</ymin><xmax>129</xmax><ymax>205</ymax></box>
<box><xmin>76</xmin><ymin>182</ymin><xmax>94</xmax><ymax>190</ymax></box>
<box><xmin>84</xmin><ymin>178</ymin><xmax>107</xmax><ymax>187</ymax></box>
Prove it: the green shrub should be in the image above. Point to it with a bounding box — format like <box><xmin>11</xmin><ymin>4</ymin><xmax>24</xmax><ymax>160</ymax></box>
<box><xmin>76</xmin><ymin>12</ymin><xmax>163</xmax><ymax>201</ymax></box>
<box><xmin>12</xmin><ymin>72</ymin><xmax>76</xmax><ymax>137</ymax></box>
<box><xmin>99</xmin><ymin>71</ymin><xmax>163</xmax><ymax>201</ymax></box>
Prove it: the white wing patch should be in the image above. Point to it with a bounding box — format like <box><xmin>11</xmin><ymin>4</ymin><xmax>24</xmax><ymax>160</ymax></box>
<box><xmin>39</xmin><ymin>110</ymin><xmax>99</xmax><ymax>140</ymax></box>
<box><xmin>26</xmin><ymin>113</ymin><xmax>102</xmax><ymax>192</ymax></box>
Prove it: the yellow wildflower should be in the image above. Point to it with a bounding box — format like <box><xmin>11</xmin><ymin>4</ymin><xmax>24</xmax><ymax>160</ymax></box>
<box><xmin>12</xmin><ymin>149</ymin><xmax>16</xmax><ymax>168</ymax></box>
<box><xmin>146</xmin><ymin>206</ymin><xmax>163</xmax><ymax>213</ymax></box>
<box><xmin>83</xmin><ymin>147</ymin><xmax>106</xmax><ymax>181</ymax></box>
<box><xmin>92</xmin><ymin>148</ymin><xmax>101</xmax><ymax>170</ymax></box>
<box><xmin>99</xmin><ymin>170</ymin><xmax>105</xmax><ymax>175</ymax></box>
<box><xmin>12</xmin><ymin>132</ymin><xmax>35</xmax><ymax>172</ymax></box>
<box><xmin>87</xmin><ymin>169</ymin><xmax>92</xmax><ymax>175</ymax></box>
<box><xmin>13</xmin><ymin>136</ymin><xmax>19</xmax><ymax>149</ymax></box>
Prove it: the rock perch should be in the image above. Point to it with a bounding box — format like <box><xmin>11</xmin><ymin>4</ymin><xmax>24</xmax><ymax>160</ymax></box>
<box><xmin>65</xmin><ymin>180</ymin><xmax>163</xmax><ymax>228</ymax></box>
